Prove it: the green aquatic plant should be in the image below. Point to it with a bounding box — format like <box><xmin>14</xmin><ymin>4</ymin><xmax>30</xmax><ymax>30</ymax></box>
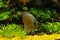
<box><xmin>29</xmin><ymin>8</ymin><xmax>51</xmax><ymax>22</ymax></box>
<box><xmin>0</xmin><ymin>0</ymin><xmax>6</xmax><ymax>7</ymax></box>
<box><xmin>28</xmin><ymin>8</ymin><xmax>58</xmax><ymax>22</ymax></box>
<box><xmin>41</xmin><ymin>22</ymin><xmax>60</xmax><ymax>33</ymax></box>
<box><xmin>29</xmin><ymin>8</ymin><xmax>38</xmax><ymax>16</ymax></box>
<box><xmin>52</xmin><ymin>9</ymin><xmax>57</xmax><ymax>17</ymax></box>
<box><xmin>0</xmin><ymin>24</ymin><xmax>26</xmax><ymax>38</ymax></box>
<box><xmin>0</xmin><ymin>10</ymin><xmax>12</xmax><ymax>20</ymax></box>
<box><xmin>23</xmin><ymin>7</ymin><xmax>28</xmax><ymax>11</ymax></box>
<box><xmin>13</xmin><ymin>11</ymin><xmax>22</xmax><ymax>20</ymax></box>
<box><xmin>0</xmin><ymin>8</ymin><xmax>22</xmax><ymax>21</ymax></box>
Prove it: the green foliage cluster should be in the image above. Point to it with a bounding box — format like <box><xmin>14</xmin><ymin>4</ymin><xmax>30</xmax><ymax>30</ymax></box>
<box><xmin>41</xmin><ymin>22</ymin><xmax>60</xmax><ymax>33</ymax></box>
<box><xmin>0</xmin><ymin>6</ymin><xmax>58</xmax><ymax>22</ymax></box>
<box><xmin>0</xmin><ymin>0</ymin><xmax>22</xmax><ymax>21</ymax></box>
<box><xmin>13</xmin><ymin>11</ymin><xmax>22</xmax><ymax>20</ymax></box>
<box><xmin>29</xmin><ymin>8</ymin><xmax>57</xmax><ymax>22</ymax></box>
<box><xmin>0</xmin><ymin>10</ymin><xmax>22</xmax><ymax>21</ymax></box>
<box><xmin>0</xmin><ymin>0</ymin><xmax>26</xmax><ymax>38</ymax></box>
<box><xmin>0</xmin><ymin>10</ymin><xmax>12</xmax><ymax>20</ymax></box>
<box><xmin>0</xmin><ymin>24</ymin><xmax>26</xmax><ymax>38</ymax></box>
<box><xmin>0</xmin><ymin>0</ymin><xmax>5</xmax><ymax>7</ymax></box>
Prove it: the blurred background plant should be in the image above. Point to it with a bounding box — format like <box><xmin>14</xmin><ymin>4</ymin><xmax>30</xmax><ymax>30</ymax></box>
<box><xmin>0</xmin><ymin>24</ymin><xmax>26</xmax><ymax>38</ymax></box>
<box><xmin>39</xmin><ymin>22</ymin><xmax>60</xmax><ymax>34</ymax></box>
<box><xmin>28</xmin><ymin>8</ymin><xmax>58</xmax><ymax>22</ymax></box>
